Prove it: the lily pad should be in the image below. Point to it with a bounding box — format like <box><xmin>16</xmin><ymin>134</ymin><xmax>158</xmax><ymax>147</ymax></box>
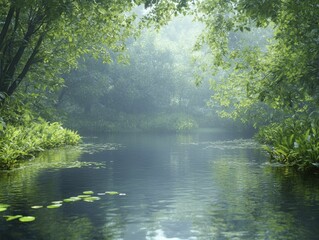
<box><xmin>31</xmin><ymin>205</ymin><xmax>43</xmax><ymax>209</ymax></box>
<box><xmin>105</xmin><ymin>191</ymin><xmax>119</xmax><ymax>195</ymax></box>
<box><xmin>64</xmin><ymin>197</ymin><xmax>81</xmax><ymax>202</ymax></box>
<box><xmin>83</xmin><ymin>196</ymin><xmax>101</xmax><ymax>202</ymax></box>
<box><xmin>19</xmin><ymin>216</ymin><xmax>36</xmax><ymax>222</ymax></box>
<box><xmin>77</xmin><ymin>195</ymin><xmax>91</xmax><ymax>198</ymax></box>
<box><xmin>97</xmin><ymin>193</ymin><xmax>106</xmax><ymax>196</ymax></box>
<box><xmin>51</xmin><ymin>201</ymin><xmax>63</xmax><ymax>204</ymax></box>
<box><xmin>4</xmin><ymin>215</ymin><xmax>23</xmax><ymax>221</ymax></box>
<box><xmin>119</xmin><ymin>193</ymin><xmax>127</xmax><ymax>196</ymax></box>
<box><xmin>0</xmin><ymin>207</ymin><xmax>7</xmax><ymax>212</ymax></box>
<box><xmin>83</xmin><ymin>191</ymin><xmax>94</xmax><ymax>195</ymax></box>
<box><xmin>47</xmin><ymin>204</ymin><xmax>62</xmax><ymax>209</ymax></box>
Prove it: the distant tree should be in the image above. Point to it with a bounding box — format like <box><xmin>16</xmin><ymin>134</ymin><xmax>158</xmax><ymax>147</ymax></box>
<box><xmin>57</xmin><ymin>58</ymin><xmax>112</xmax><ymax>114</ymax></box>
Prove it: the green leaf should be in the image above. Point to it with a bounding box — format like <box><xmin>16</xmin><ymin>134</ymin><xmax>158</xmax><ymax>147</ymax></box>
<box><xmin>63</xmin><ymin>197</ymin><xmax>81</xmax><ymax>202</ymax></box>
<box><xmin>97</xmin><ymin>8</ymin><xmax>107</xmax><ymax>15</ymax></box>
<box><xmin>83</xmin><ymin>196</ymin><xmax>101</xmax><ymax>202</ymax></box>
<box><xmin>0</xmin><ymin>207</ymin><xmax>7</xmax><ymax>212</ymax></box>
<box><xmin>105</xmin><ymin>191</ymin><xmax>119</xmax><ymax>195</ymax></box>
<box><xmin>19</xmin><ymin>216</ymin><xmax>36</xmax><ymax>222</ymax></box>
<box><xmin>83</xmin><ymin>191</ymin><xmax>94</xmax><ymax>195</ymax></box>
<box><xmin>47</xmin><ymin>204</ymin><xmax>62</xmax><ymax>209</ymax></box>
<box><xmin>31</xmin><ymin>205</ymin><xmax>43</xmax><ymax>209</ymax></box>
<box><xmin>77</xmin><ymin>195</ymin><xmax>91</xmax><ymax>198</ymax></box>
<box><xmin>4</xmin><ymin>215</ymin><xmax>23</xmax><ymax>221</ymax></box>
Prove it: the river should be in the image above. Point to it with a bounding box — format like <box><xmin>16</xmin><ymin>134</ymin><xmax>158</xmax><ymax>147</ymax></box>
<box><xmin>0</xmin><ymin>130</ymin><xmax>319</xmax><ymax>239</ymax></box>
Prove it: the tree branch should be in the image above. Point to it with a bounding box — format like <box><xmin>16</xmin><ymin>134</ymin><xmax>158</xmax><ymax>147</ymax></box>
<box><xmin>7</xmin><ymin>33</ymin><xmax>45</xmax><ymax>96</ymax></box>
<box><xmin>0</xmin><ymin>6</ymin><xmax>15</xmax><ymax>48</ymax></box>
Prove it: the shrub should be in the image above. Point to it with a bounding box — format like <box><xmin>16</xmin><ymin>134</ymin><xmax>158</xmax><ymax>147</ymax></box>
<box><xmin>0</xmin><ymin>121</ymin><xmax>81</xmax><ymax>170</ymax></box>
<box><xmin>256</xmin><ymin>118</ymin><xmax>319</xmax><ymax>171</ymax></box>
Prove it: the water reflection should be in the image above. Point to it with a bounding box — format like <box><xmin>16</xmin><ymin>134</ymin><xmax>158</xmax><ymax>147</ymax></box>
<box><xmin>0</xmin><ymin>132</ymin><xmax>319</xmax><ymax>239</ymax></box>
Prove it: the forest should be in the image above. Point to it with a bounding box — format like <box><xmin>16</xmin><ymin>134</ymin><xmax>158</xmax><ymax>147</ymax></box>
<box><xmin>0</xmin><ymin>0</ymin><xmax>319</xmax><ymax>172</ymax></box>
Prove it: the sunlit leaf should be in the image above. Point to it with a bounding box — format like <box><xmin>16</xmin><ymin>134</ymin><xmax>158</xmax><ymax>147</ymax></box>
<box><xmin>105</xmin><ymin>191</ymin><xmax>119</xmax><ymax>195</ymax></box>
<box><xmin>19</xmin><ymin>216</ymin><xmax>36</xmax><ymax>222</ymax></box>
<box><xmin>97</xmin><ymin>8</ymin><xmax>107</xmax><ymax>15</ymax></box>
<box><xmin>63</xmin><ymin>197</ymin><xmax>81</xmax><ymax>202</ymax></box>
<box><xmin>83</xmin><ymin>191</ymin><xmax>94</xmax><ymax>195</ymax></box>
<box><xmin>31</xmin><ymin>206</ymin><xmax>43</xmax><ymax>209</ymax></box>
<box><xmin>4</xmin><ymin>215</ymin><xmax>23</xmax><ymax>221</ymax></box>
<box><xmin>84</xmin><ymin>196</ymin><xmax>101</xmax><ymax>201</ymax></box>
<box><xmin>0</xmin><ymin>207</ymin><xmax>7</xmax><ymax>212</ymax></box>
<box><xmin>77</xmin><ymin>195</ymin><xmax>91</xmax><ymax>198</ymax></box>
<box><xmin>51</xmin><ymin>201</ymin><xmax>63</xmax><ymax>204</ymax></box>
<box><xmin>47</xmin><ymin>204</ymin><xmax>62</xmax><ymax>209</ymax></box>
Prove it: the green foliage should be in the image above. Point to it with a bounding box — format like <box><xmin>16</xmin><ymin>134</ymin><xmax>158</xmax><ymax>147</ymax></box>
<box><xmin>0</xmin><ymin>0</ymin><xmax>140</xmax><ymax>97</ymax></box>
<box><xmin>194</xmin><ymin>0</ymin><xmax>319</xmax><ymax>122</ymax></box>
<box><xmin>0</xmin><ymin>121</ymin><xmax>81</xmax><ymax>170</ymax></box>
<box><xmin>59</xmin><ymin>19</ymin><xmax>214</xmax><ymax>133</ymax></box>
<box><xmin>191</xmin><ymin>0</ymin><xmax>319</xmax><ymax>171</ymax></box>
<box><xmin>256</xmin><ymin>117</ymin><xmax>319</xmax><ymax>171</ymax></box>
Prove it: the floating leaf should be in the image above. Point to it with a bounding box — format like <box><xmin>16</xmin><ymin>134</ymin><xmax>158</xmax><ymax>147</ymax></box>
<box><xmin>31</xmin><ymin>206</ymin><xmax>43</xmax><ymax>209</ymax></box>
<box><xmin>0</xmin><ymin>204</ymin><xmax>10</xmax><ymax>208</ymax></box>
<box><xmin>78</xmin><ymin>195</ymin><xmax>91</xmax><ymax>198</ymax></box>
<box><xmin>0</xmin><ymin>207</ymin><xmax>7</xmax><ymax>212</ymax></box>
<box><xmin>83</xmin><ymin>196</ymin><xmax>100</xmax><ymax>202</ymax></box>
<box><xmin>64</xmin><ymin>197</ymin><xmax>81</xmax><ymax>203</ymax></box>
<box><xmin>4</xmin><ymin>215</ymin><xmax>23</xmax><ymax>221</ymax></box>
<box><xmin>105</xmin><ymin>191</ymin><xmax>119</xmax><ymax>195</ymax></box>
<box><xmin>47</xmin><ymin>204</ymin><xmax>62</xmax><ymax>209</ymax></box>
<box><xmin>51</xmin><ymin>201</ymin><xmax>63</xmax><ymax>204</ymax></box>
<box><xmin>97</xmin><ymin>193</ymin><xmax>106</xmax><ymax>196</ymax></box>
<box><xmin>83</xmin><ymin>191</ymin><xmax>94</xmax><ymax>195</ymax></box>
<box><xmin>19</xmin><ymin>216</ymin><xmax>36</xmax><ymax>222</ymax></box>
<box><xmin>119</xmin><ymin>193</ymin><xmax>127</xmax><ymax>196</ymax></box>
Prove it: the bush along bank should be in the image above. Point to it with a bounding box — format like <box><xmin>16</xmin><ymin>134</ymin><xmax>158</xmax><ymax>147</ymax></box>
<box><xmin>256</xmin><ymin>117</ymin><xmax>319</xmax><ymax>172</ymax></box>
<box><xmin>0</xmin><ymin>120</ymin><xmax>81</xmax><ymax>170</ymax></box>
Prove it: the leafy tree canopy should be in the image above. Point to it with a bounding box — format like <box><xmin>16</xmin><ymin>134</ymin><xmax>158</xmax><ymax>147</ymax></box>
<box><xmin>0</xmin><ymin>0</ymin><xmax>150</xmax><ymax>99</ymax></box>
<box><xmin>193</xmin><ymin>0</ymin><xmax>319</xmax><ymax>125</ymax></box>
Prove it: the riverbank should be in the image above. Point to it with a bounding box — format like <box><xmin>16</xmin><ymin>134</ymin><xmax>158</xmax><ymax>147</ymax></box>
<box><xmin>0</xmin><ymin>120</ymin><xmax>81</xmax><ymax>170</ymax></box>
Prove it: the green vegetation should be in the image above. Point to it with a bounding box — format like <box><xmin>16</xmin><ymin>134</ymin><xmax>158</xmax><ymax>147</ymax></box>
<box><xmin>1</xmin><ymin>190</ymin><xmax>125</xmax><ymax>224</ymax></box>
<box><xmin>0</xmin><ymin>0</ymin><xmax>152</xmax><ymax>170</ymax></box>
<box><xmin>256</xmin><ymin>117</ymin><xmax>319</xmax><ymax>171</ymax></box>
<box><xmin>1</xmin><ymin>0</ymin><xmax>318</xmax><ymax>171</ymax></box>
<box><xmin>191</xmin><ymin>0</ymin><xmax>319</xmax><ymax>171</ymax></box>
<box><xmin>57</xmin><ymin>19</ymin><xmax>212</xmax><ymax>133</ymax></box>
<box><xmin>0</xmin><ymin>121</ymin><xmax>80</xmax><ymax>169</ymax></box>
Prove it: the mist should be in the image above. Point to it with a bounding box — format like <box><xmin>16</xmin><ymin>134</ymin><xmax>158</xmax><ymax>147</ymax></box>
<box><xmin>1</xmin><ymin>1</ymin><xmax>319</xmax><ymax>239</ymax></box>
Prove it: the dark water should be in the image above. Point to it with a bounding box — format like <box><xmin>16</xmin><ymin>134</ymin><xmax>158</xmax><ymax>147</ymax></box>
<box><xmin>1</xmin><ymin>131</ymin><xmax>319</xmax><ymax>240</ymax></box>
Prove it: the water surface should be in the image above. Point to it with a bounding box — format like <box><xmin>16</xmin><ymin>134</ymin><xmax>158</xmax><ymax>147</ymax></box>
<box><xmin>1</xmin><ymin>131</ymin><xmax>319</xmax><ymax>239</ymax></box>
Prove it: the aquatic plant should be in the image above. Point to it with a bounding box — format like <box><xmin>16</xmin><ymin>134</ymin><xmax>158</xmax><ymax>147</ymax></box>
<box><xmin>1</xmin><ymin>190</ymin><xmax>126</xmax><ymax>223</ymax></box>
<box><xmin>257</xmin><ymin>118</ymin><xmax>319</xmax><ymax>171</ymax></box>
<box><xmin>19</xmin><ymin>216</ymin><xmax>36</xmax><ymax>222</ymax></box>
<box><xmin>0</xmin><ymin>120</ymin><xmax>81</xmax><ymax>170</ymax></box>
